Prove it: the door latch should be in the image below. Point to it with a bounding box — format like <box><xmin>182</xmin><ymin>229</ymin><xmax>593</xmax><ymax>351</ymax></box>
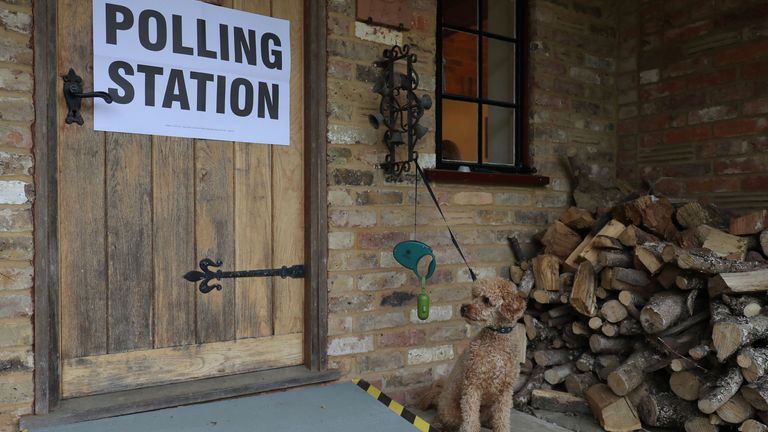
<box><xmin>63</xmin><ymin>68</ymin><xmax>113</xmax><ymax>125</ymax></box>
<box><xmin>184</xmin><ymin>258</ymin><xmax>305</xmax><ymax>294</ymax></box>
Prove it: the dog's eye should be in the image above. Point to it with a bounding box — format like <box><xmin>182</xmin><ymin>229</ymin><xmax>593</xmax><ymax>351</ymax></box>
<box><xmin>482</xmin><ymin>296</ymin><xmax>491</xmax><ymax>305</ymax></box>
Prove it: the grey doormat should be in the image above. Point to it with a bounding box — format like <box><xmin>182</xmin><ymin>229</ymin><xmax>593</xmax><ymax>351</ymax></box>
<box><xmin>33</xmin><ymin>382</ymin><xmax>422</xmax><ymax>432</ymax></box>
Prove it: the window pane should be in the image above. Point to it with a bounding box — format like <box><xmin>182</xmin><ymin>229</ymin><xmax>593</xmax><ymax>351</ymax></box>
<box><xmin>442</xmin><ymin>99</ymin><xmax>478</xmax><ymax>163</ymax></box>
<box><xmin>442</xmin><ymin>30</ymin><xmax>478</xmax><ymax>97</ymax></box>
<box><xmin>482</xmin><ymin>0</ymin><xmax>516</xmax><ymax>38</ymax></box>
<box><xmin>442</xmin><ymin>0</ymin><xmax>478</xmax><ymax>30</ymax></box>
<box><xmin>482</xmin><ymin>38</ymin><xmax>515</xmax><ymax>104</ymax></box>
<box><xmin>482</xmin><ymin>105</ymin><xmax>516</xmax><ymax>165</ymax></box>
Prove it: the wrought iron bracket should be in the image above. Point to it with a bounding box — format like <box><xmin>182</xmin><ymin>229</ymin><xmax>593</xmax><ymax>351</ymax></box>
<box><xmin>63</xmin><ymin>68</ymin><xmax>113</xmax><ymax>125</ymax></box>
<box><xmin>184</xmin><ymin>258</ymin><xmax>305</xmax><ymax>294</ymax></box>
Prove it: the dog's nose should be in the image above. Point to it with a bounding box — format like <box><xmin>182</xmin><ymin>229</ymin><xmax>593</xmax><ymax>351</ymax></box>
<box><xmin>460</xmin><ymin>304</ymin><xmax>468</xmax><ymax>316</ymax></box>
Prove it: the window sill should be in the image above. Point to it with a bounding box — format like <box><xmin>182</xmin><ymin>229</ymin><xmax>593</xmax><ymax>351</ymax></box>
<box><xmin>423</xmin><ymin>168</ymin><xmax>550</xmax><ymax>187</ymax></box>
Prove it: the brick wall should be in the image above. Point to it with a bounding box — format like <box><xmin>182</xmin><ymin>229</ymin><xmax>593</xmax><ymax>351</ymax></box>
<box><xmin>616</xmin><ymin>0</ymin><xmax>768</xmax><ymax>213</ymax></box>
<box><xmin>0</xmin><ymin>1</ymin><xmax>35</xmax><ymax>431</ymax></box>
<box><xmin>325</xmin><ymin>0</ymin><xmax>617</xmax><ymax>404</ymax></box>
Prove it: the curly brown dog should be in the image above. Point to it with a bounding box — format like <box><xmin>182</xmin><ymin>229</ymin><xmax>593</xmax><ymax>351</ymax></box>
<box><xmin>419</xmin><ymin>278</ymin><xmax>526</xmax><ymax>432</ymax></box>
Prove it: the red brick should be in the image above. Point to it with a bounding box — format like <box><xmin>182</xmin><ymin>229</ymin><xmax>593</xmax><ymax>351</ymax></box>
<box><xmin>714</xmin><ymin>157</ymin><xmax>767</xmax><ymax>175</ymax></box>
<box><xmin>654</xmin><ymin>178</ymin><xmax>686</xmax><ymax>196</ymax></box>
<box><xmin>687</xmin><ymin>69</ymin><xmax>738</xmax><ymax>90</ymax></box>
<box><xmin>663</xmin><ymin>125</ymin><xmax>711</xmax><ymax>144</ymax></box>
<box><xmin>743</xmin><ymin>60</ymin><xmax>768</xmax><ymax>80</ymax></box>
<box><xmin>640</xmin><ymin>132</ymin><xmax>664</xmax><ymax>148</ymax></box>
<box><xmin>378</xmin><ymin>329</ymin><xmax>426</xmax><ymax>348</ymax></box>
<box><xmin>664</xmin><ymin>20</ymin><xmax>713</xmax><ymax>42</ymax></box>
<box><xmin>618</xmin><ymin>118</ymin><xmax>639</xmax><ymax>135</ymax></box>
<box><xmin>662</xmin><ymin>163</ymin><xmax>711</xmax><ymax>177</ymax></box>
<box><xmin>688</xmin><ymin>105</ymin><xmax>738</xmax><ymax>124</ymax></box>
<box><xmin>686</xmin><ymin>177</ymin><xmax>740</xmax><ymax>194</ymax></box>
<box><xmin>743</xmin><ymin>175</ymin><xmax>768</xmax><ymax>192</ymax></box>
<box><xmin>708</xmin><ymin>82</ymin><xmax>755</xmax><ymax>102</ymax></box>
<box><xmin>743</xmin><ymin>98</ymin><xmax>768</xmax><ymax>116</ymax></box>
<box><xmin>698</xmin><ymin>140</ymin><xmax>750</xmax><ymax>158</ymax></box>
<box><xmin>640</xmin><ymin>79</ymin><xmax>686</xmax><ymax>100</ymax></box>
<box><xmin>713</xmin><ymin>118</ymin><xmax>768</xmax><ymax>137</ymax></box>
<box><xmin>713</xmin><ymin>39</ymin><xmax>768</xmax><ymax>65</ymax></box>
<box><xmin>664</xmin><ymin>56</ymin><xmax>712</xmax><ymax>78</ymax></box>
<box><xmin>638</xmin><ymin>114</ymin><xmax>670</xmax><ymax>131</ymax></box>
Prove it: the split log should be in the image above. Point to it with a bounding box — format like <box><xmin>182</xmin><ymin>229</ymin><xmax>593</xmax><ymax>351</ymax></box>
<box><xmin>711</xmin><ymin>301</ymin><xmax>768</xmax><ymax>361</ymax></box>
<box><xmin>656</xmin><ymin>265</ymin><xmax>683</xmax><ymax>289</ymax></box>
<box><xmin>523</xmin><ymin>314</ymin><xmax>557</xmax><ymax>342</ymax></box>
<box><xmin>595</xmin><ymin>286</ymin><xmax>608</xmax><ymax>300</ymax></box>
<box><xmin>576</xmin><ymin>352</ymin><xmax>595</xmax><ymax>372</ymax></box>
<box><xmin>611</xmin><ymin>267</ymin><xmax>652</xmax><ymax>290</ymax></box>
<box><xmin>670</xmin><ymin>370</ymin><xmax>703</xmax><ymax>401</ymax></box>
<box><xmin>716</xmin><ymin>394</ymin><xmax>754</xmax><ymax>424</ymax></box>
<box><xmin>569</xmin><ymin>219</ymin><xmax>626</xmax><ymax>269</ymax></box>
<box><xmin>565</xmin><ymin>373</ymin><xmax>598</xmax><ymax>398</ymax></box>
<box><xmin>585</xmin><ymin>384</ymin><xmax>641</xmax><ymax>432</ymax></box>
<box><xmin>709</xmin><ymin>269</ymin><xmax>768</xmax><ymax>297</ymax></box>
<box><xmin>689</xmin><ymin>343</ymin><xmax>712</xmax><ymax>361</ymax></box>
<box><xmin>747</xmin><ymin>251</ymin><xmax>767</xmax><ymax>263</ymax></box>
<box><xmin>723</xmin><ymin>294</ymin><xmax>763</xmax><ymax>317</ymax></box>
<box><xmin>696</xmin><ymin>224</ymin><xmax>749</xmax><ymax>260</ymax></box>
<box><xmin>623</xmin><ymin>302</ymin><xmax>641</xmax><ymax>321</ymax></box>
<box><xmin>607</xmin><ymin>349</ymin><xmax>666</xmax><ymax>396</ymax></box>
<box><xmin>662</xmin><ymin>244</ymin><xmax>767</xmax><ymax>275</ymax></box>
<box><xmin>618</xmin><ymin>290</ymin><xmax>646</xmax><ymax>307</ymax></box>
<box><xmin>532</xmin><ymin>254</ymin><xmax>560</xmax><ymax>292</ymax></box>
<box><xmin>559</xmin><ymin>207</ymin><xmax>595</xmax><ymax>231</ymax></box>
<box><xmin>730</xmin><ymin>210</ymin><xmax>768</xmax><ymax>235</ymax></box>
<box><xmin>675</xmin><ymin>274</ymin><xmax>705</xmax><ymax>290</ymax></box>
<box><xmin>589</xmin><ymin>335</ymin><xmax>633</xmax><ymax>354</ymax></box>
<box><xmin>570</xmin><ymin>261</ymin><xmax>597</xmax><ymax>317</ymax></box>
<box><xmin>533</xmin><ymin>349</ymin><xmax>578</xmax><ymax>367</ymax></box>
<box><xmin>600</xmin><ymin>300</ymin><xmax>628</xmax><ymax>323</ymax></box>
<box><xmin>618</xmin><ymin>225</ymin><xmax>659</xmax><ymax>247</ymax></box>
<box><xmin>741</xmin><ymin>375</ymin><xmax>768</xmax><ymax>411</ymax></box>
<box><xmin>685</xmin><ymin>416</ymin><xmax>719</xmax><ymax>432</ymax></box>
<box><xmin>761</xmin><ymin>230</ymin><xmax>768</xmax><ymax>256</ymax></box>
<box><xmin>676</xmin><ymin>201</ymin><xmax>723</xmax><ymax>229</ymax></box>
<box><xmin>638</xmin><ymin>391</ymin><xmax>698</xmax><ymax>428</ymax></box>
<box><xmin>679</xmin><ymin>228</ymin><xmax>703</xmax><ymax>249</ymax></box>
<box><xmin>517</xmin><ymin>267</ymin><xmax>534</xmax><ymax>298</ymax></box>
<box><xmin>531</xmin><ymin>289</ymin><xmax>561</xmax><ymax>304</ymax></box>
<box><xmin>634</xmin><ymin>242</ymin><xmax>665</xmax><ymax>275</ymax></box>
<box><xmin>738</xmin><ymin>347</ymin><xmax>768</xmax><ymax>383</ymax></box>
<box><xmin>740</xmin><ymin>419</ymin><xmax>768</xmax><ymax>432</ymax></box>
<box><xmin>541</xmin><ymin>221</ymin><xmax>582</xmax><ymax>259</ymax></box>
<box><xmin>513</xmin><ymin>366</ymin><xmax>545</xmax><ymax>407</ymax></box>
<box><xmin>698</xmin><ymin>367</ymin><xmax>744</xmax><ymax>414</ymax></box>
<box><xmin>597</xmin><ymin>250</ymin><xmax>632</xmax><ymax>268</ymax></box>
<box><xmin>640</xmin><ymin>291</ymin><xmax>690</xmax><ymax>333</ymax></box>
<box><xmin>531</xmin><ymin>389</ymin><xmax>591</xmax><ymax>414</ymax></box>
<box><xmin>592</xmin><ymin>235</ymin><xmax>625</xmax><ymax>250</ymax></box>
<box><xmin>544</xmin><ymin>362</ymin><xmax>575</xmax><ymax>385</ymax></box>
<box><xmin>509</xmin><ymin>265</ymin><xmax>524</xmax><ymax>284</ymax></box>
<box><xmin>711</xmin><ymin>414</ymin><xmax>727</xmax><ymax>426</ymax></box>
<box><xmin>564</xmin><ymin>233</ymin><xmax>594</xmax><ymax>271</ymax></box>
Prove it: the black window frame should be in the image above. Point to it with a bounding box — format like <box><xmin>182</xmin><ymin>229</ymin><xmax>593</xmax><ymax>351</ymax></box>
<box><xmin>436</xmin><ymin>0</ymin><xmax>532</xmax><ymax>174</ymax></box>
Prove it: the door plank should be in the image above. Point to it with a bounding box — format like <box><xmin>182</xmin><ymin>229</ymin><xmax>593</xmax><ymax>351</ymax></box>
<box><xmin>61</xmin><ymin>333</ymin><xmax>303</xmax><ymax>398</ymax></box>
<box><xmin>106</xmin><ymin>133</ymin><xmax>154</xmax><ymax>353</ymax></box>
<box><xmin>58</xmin><ymin>0</ymin><xmax>108</xmax><ymax>359</ymax></box>
<box><xmin>195</xmin><ymin>140</ymin><xmax>236</xmax><ymax>343</ymax></box>
<box><xmin>234</xmin><ymin>0</ymin><xmax>274</xmax><ymax>339</ymax></box>
<box><xmin>271</xmin><ymin>0</ymin><xmax>305</xmax><ymax>335</ymax></box>
<box><xmin>153</xmin><ymin>137</ymin><xmax>196</xmax><ymax>348</ymax></box>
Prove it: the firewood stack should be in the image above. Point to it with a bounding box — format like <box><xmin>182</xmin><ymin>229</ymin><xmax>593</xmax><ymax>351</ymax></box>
<box><xmin>510</xmin><ymin>198</ymin><xmax>768</xmax><ymax>432</ymax></box>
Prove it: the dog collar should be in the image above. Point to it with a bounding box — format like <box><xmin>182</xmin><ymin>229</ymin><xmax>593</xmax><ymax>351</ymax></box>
<box><xmin>486</xmin><ymin>326</ymin><xmax>514</xmax><ymax>334</ymax></box>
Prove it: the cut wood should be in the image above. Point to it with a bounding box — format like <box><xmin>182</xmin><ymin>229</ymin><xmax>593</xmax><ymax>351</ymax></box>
<box><xmin>711</xmin><ymin>302</ymin><xmax>768</xmax><ymax>361</ymax></box>
<box><xmin>564</xmin><ymin>233</ymin><xmax>594</xmax><ymax>271</ymax></box>
<box><xmin>741</xmin><ymin>375</ymin><xmax>768</xmax><ymax>411</ymax></box>
<box><xmin>698</xmin><ymin>367</ymin><xmax>744</xmax><ymax>414</ymax></box>
<box><xmin>738</xmin><ymin>347</ymin><xmax>768</xmax><ymax>383</ymax></box>
<box><xmin>595</xmin><ymin>286</ymin><xmax>608</xmax><ymax>300</ymax></box>
<box><xmin>663</xmin><ymin>244</ymin><xmax>767</xmax><ymax>275</ymax></box>
<box><xmin>572</xmin><ymin>320</ymin><xmax>591</xmax><ymax>336</ymax></box>
<box><xmin>612</xmin><ymin>267</ymin><xmax>652</xmax><ymax>290</ymax></box>
<box><xmin>709</xmin><ymin>269</ymin><xmax>768</xmax><ymax>297</ymax></box>
<box><xmin>509</xmin><ymin>265</ymin><xmax>524</xmax><ymax>284</ymax></box>
<box><xmin>689</xmin><ymin>343</ymin><xmax>712</xmax><ymax>360</ymax></box>
<box><xmin>534</xmin><ymin>349</ymin><xmax>578</xmax><ymax>367</ymax></box>
<box><xmin>532</xmin><ymin>254</ymin><xmax>560</xmax><ymax>291</ymax></box>
<box><xmin>576</xmin><ymin>352</ymin><xmax>595</xmax><ymax>372</ymax></box>
<box><xmin>585</xmin><ymin>384</ymin><xmax>641</xmax><ymax>432</ymax></box>
<box><xmin>565</xmin><ymin>372</ymin><xmax>599</xmax><ymax>397</ymax></box>
<box><xmin>618</xmin><ymin>318</ymin><xmax>642</xmax><ymax>336</ymax></box>
<box><xmin>513</xmin><ymin>366</ymin><xmax>545</xmax><ymax>407</ymax></box>
<box><xmin>761</xmin><ymin>230</ymin><xmax>768</xmax><ymax>256</ymax></box>
<box><xmin>715</xmin><ymin>394</ymin><xmax>754</xmax><ymax>424</ymax></box>
<box><xmin>618</xmin><ymin>290</ymin><xmax>645</xmax><ymax>307</ymax></box>
<box><xmin>570</xmin><ymin>220</ymin><xmax>626</xmax><ymax>269</ymax></box>
<box><xmin>670</xmin><ymin>357</ymin><xmax>696</xmax><ymax>372</ymax></box>
<box><xmin>678</xmin><ymin>228</ymin><xmax>703</xmax><ymax>249</ymax></box>
<box><xmin>640</xmin><ymin>291</ymin><xmax>690</xmax><ymax>334</ymax></box>
<box><xmin>589</xmin><ymin>335</ymin><xmax>633</xmax><ymax>354</ymax></box>
<box><xmin>598</xmin><ymin>250</ymin><xmax>632</xmax><ymax>268</ymax></box>
<box><xmin>747</xmin><ymin>250</ymin><xmax>766</xmax><ymax>263</ymax></box>
<box><xmin>607</xmin><ymin>349</ymin><xmax>666</xmax><ymax>396</ymax></box>
<box><xmin>531</xmin><ymin>388</ymin><xmax>591</xmax><ymax>414</ymax></box>
<box><xmin>588</xmin><ymin>316</ymin><xmax>603</xmax><ymax>330</ymax></box>
<box><xmin>723</xmin><ymin>294</ymin><xmax>764</xmax><ymax>318</ymax></box>
<box><xmin>600</xmin><ymin>300</ymin><xmax>628</xmax><ymax>323</ymax></box>
<box><xmin>684</xmin><ymin>416</ymin><xmax>718</xmax><ymax>432</ymax></box>
<box><xmin>544</xmin><ymin>362</ymin><xmax>575</xmax><ymax>385</ymax></box>
<box><xmin>531</xmin><ymin>289</ymin><xmax>562</xmax><ymax>304</ymax></box>
<box><xmin>592</xmin><ymin>235</ymin><xmax>625</xmax><ymax>250</ymax></box>
<box><xmin>517</xmin><ymin>267</ymin><xmax>534</xmax><ymax>298</ymax></box>
<box><xmin>523</xmin><ymin>314</ymin><xmax>556</xmax><ymax>342</ymax></box>
<box><xmin>601</xmin><ymin>322</ymin><xmax>618</xmax><ymax>337</ymax></box>
<box><xmin>638</xmin><ymin>390</ymin><xmax>698</xmax><ymax>428</ymax></box>
<box><xmin>541</xmin><ymin>221</ymin><xmax>582</xmax><ymax>259</ymax></box>
<box><xmin>559</xmin><ymin>207</ymin><xmax>595</xmax><ymax>231</ymax></box>
<box><xmin>740</xmin><ymin>419</ymin><xmax>768</xmax><ymax>432</ymax></box>
<box><xmin>730</xmin><ymin>210</ymin><xmax>768</xmax><ymax>235</ymax></box>
<box><xmin>618</xmin><ymin>225</ymin><xmax>659</xmax><ymax>247</ymax></box>
<box><xmin>675</xmin><ymin>274</ymin><xmax>705</xmax><ymax>290</ymax></box>
<box><xmin>696</xmin><ymin>224</ymin><xmax>748</xmax><ymax>260</ymax></box>
<box><xmin>570</xmin><ymin>261</ymin><xmax>597</xmax><ymax>317</ymax></box>
<box><xmin>676</xmin><ymin>201</ymin><xmax>721</xmax><ymax>229</ymax></box>
<box><xmin>634</xmin><ymin>242</ymin><xmax>665</xmax><ymax>275</ymax></box>
<box><xmin>670</xmin><ymin>370</ymin><xmax>703</xmax><ymax>401</ymax></box>
<box><xmin>616</xmin><ymin>195</ymin><xmax>678</xmax><ymax>240</ymax></box>
<box><xmin>656</xmin><ymin>265</ymin><xmax>683</xmax><ymax>289</ymax></box>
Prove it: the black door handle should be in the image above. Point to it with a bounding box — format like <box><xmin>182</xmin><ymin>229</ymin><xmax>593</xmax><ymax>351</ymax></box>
<box><xmin>185</xmin><ymin>258</ymin><xmax>306</xmax><ymax>294</ymax></box>
<box><xmin>63</xmin><ymin>68</ymin><xmax>113</xmax><ymax>126</ymax></box>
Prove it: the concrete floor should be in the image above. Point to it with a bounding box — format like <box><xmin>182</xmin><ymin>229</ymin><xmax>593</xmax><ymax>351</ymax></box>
<box><xmin>413</xmin><ymin>407</ymin><xmax>604</xmax><ymax>432</ymax></box>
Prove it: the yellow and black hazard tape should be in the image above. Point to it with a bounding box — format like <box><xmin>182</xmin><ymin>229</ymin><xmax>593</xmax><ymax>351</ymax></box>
<box><xmin>352</xmin><ymin>378</ymin><xmax>439</xmax><ymax>432</ymax></box>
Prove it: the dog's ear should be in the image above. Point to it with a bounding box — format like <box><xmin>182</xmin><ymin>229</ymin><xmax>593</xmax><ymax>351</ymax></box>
<box><xmin>499</xmin><ymin>279</ymin><xmax>526</xmax><ymax>323</ymax></box>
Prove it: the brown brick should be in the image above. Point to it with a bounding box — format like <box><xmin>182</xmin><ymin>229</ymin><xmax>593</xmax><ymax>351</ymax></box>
<box><xmin>0</xmin><ymin>293</ymin><xmax>30</xmax><ymax>319</ymax></box>
<box><xmin>0</xmin><ymin>9</ymin><xmax>32</xmax><ymax>35</ymax></box>
<box><xmin>357</xmin><ymin>231</ymin><xmax>409</xmax><ymax>249</ymax></box>
<box><xmin>0</xmin><ymin>123</ymin><xmax>31</xmax><ymax>149</ymax></box>
<box><xmin>330</xmin><ymin>168</ymin><xmax>375</xmax><ymax>186</ymax></box>
<box><xmin>355</xmin><ymin>191</ymin><xmax>403</xmax><ymax>206</ymax></box>
<box><xmin>0</xmin><ymin>38</ymin><xmax>32</xmax><ymax>65</ymax></box>
<box><xmin>0</xmin><ymin>267</ymin><xmax>31</xmax><ymax>292</ymax></box>
<box><xmin>0</xmin><ymin>237</ymin><xmax>31</xmax><ymax>261</ymax></box>
<box><xmin>328</xmin><ymin>316</ymin><xmax>353</xmax><ymax>336</ymax></box>
<box><xmin>329</xmin><ymin>209</ymin><xmax>377</xmax><ymax>228</ymax></box>
<box><xmin>0</xmin><ymin>320</ymin><xmax>30</xmax><ymax>346</ymax></box>
<box><xmin>0</xmin><ymin>69</ymin><xmax>32</xmax><ymax>93</ymax></box>
<box><xmin>328</xmin><ymin>251</ymin><xmax>378</xmax><ymax>271</ymax></box>
<box><xmin>0</xmin><ymin>209</ymin><xmax>30</xmax><ymax>233</ymax></box>
<box><xmin>357</xmin><ymin>271</ymin><xmax>407</xmax><ymax>291</ymax></box>
<box><xmin>329</xmin><ymin>294</ymin><xmax>375</xmax><ymax>313</ymax></box>
<box><xmin>327</xmin><ymin>125</ymin><xmax>378</xmax><ymax>145</ymax></box>
<box><xmin>0</xmin><ymin>349</ymin><xmax>32</xmax><ymax>373</ymax></box>
<box><xmin>357</xmin><ymin>312</ymin><xmax>406</xmax><ymax>331</ymax></box>
<box><xmin>386</xmin><ymin>367</ymin><xmax>433</xmax><ymax>388</ymax></box>
<box><xmin>0</xmin><ymin>373</ymin><xmax>32</xmax><ymax>405</ymax></box>
<box><xmin>0</xmin><ymin>96</ymin><xmax>33</xmax><ymax>122</ymax></box>
<box><xmin>379</xmin><ymin>329</ymin><xmax>426</xmax><ymax>348</ymax></box>
<box><xmin>380</xmin><ymin>291</ymin><xmax>416</xmax><ymax>308</ymax></box>
<box><xmin>359</xmin><ymin>352</ymin><xmax>404</xmax><ymax>373</ymax></box>
<box><xmin>429</xmin><ymin>323</ymin><xmax>469</xmax><ymax>342</ymax></box>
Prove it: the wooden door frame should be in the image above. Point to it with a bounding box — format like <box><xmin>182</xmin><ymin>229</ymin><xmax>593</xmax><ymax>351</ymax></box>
<box><xmin>31</xmin><ymin>0</ymin><xmax>333</xmax><ymax>419</ymax></box>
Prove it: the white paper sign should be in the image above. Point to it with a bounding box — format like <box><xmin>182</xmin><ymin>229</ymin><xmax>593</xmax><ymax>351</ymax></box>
<box><xmin>93</xmin><ymin>0</ymin><xmax>291</xmax><ymax>144</ymax></box>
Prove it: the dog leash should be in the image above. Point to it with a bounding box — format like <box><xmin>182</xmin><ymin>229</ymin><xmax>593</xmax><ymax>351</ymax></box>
<box><xmin>415</xmin><ymin>160</ymin><xmax>477</xmax><ymax>282</ymax></box>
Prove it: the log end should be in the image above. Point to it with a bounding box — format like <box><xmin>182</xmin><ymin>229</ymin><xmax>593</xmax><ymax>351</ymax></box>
<box><xmin>639</xmin><ymin>308</ymin><xmax>664</xmax><ymax>334</ymax></box>
<box><xmin>713</xmin><ymin>322</ymin><xmax>742</xmax><ymax>362</ymax></box>
<box><xmin>737</xmin><ymin>353</ymin><xmax>753</xmax><ymax>369</ymax></box>
<box><xmin>606</xmin><ymin>372</ymin><xmax>631</xmax><ymax>396</ymax></box>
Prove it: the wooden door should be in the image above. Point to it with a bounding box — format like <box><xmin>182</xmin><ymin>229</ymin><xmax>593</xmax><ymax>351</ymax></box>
<box><xmin>56</xmin><ymin>0</ymin><xmax>305</xmax><ymax>398</ymax></box>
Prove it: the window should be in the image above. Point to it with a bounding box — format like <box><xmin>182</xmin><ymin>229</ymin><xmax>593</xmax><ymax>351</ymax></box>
<box><xmin>436</xmin><ymin>0</ymin><xmax>530</xmax><ymax>173</ymax></box>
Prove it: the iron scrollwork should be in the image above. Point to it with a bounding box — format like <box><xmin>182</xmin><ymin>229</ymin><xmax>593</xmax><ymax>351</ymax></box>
<box><xmin>184</xmin><ymin>258</ymin><xmax>305</xmax><ymax>294</ymax></box>
<box><xmin>369</xmin><ymin>45</ymin><xmax>432</xmax><ymax>182</ymax></box>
